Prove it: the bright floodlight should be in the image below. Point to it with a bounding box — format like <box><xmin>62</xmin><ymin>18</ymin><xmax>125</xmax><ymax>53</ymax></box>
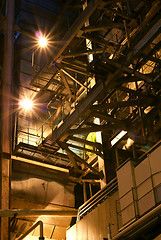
<box><xmin>19</xmin><ymin>99</ymin><xmax>33</xmax><ymax>111</ymax></box>
<box><xmin>38</xmin><ymin>36</ymin><xmax>47</xmax><ymax>48</ymax></box>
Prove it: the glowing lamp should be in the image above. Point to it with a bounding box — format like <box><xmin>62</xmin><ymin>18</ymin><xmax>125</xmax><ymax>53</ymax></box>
<box><xmin>38</xmin><ymin>36</ymin><xmax>47</xmax><ymax>48</ymax></box>
<box><xmin>19</xmin><ymin>99</ymin><xmax>33</xmax><ymax>111</ymax></box>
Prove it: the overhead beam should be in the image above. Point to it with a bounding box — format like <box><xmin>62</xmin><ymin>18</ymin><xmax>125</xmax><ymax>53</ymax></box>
<box><xmin>102</xmin><ymin>7</ymin><xmax>134</xmax><ymax>21</ymax></box>
<box><xmin>91</xmin><ymin>111</ymin><xmax>128</xmax><ymax>127</ymax></box>
<box><xmin>82</xmin><ymin>22</ymin><xmax>124</xmax><ymax>33</ymax></box>
<box><xmin>0</xmin><ymin>209</ymin><xmax>78</xmax><ymax>218</ymax></box>
<box><xmin>101</xmin><ymin>57</ymin><xmax>152</xmax><ymax>83</ymax></box>
<box><xmin>51</xmin><ymin>67</ymin><xmax>126</xmax><ymax>143</ymax></box>
<box><xmin>59</xmin><ymin>70</ymin><xmax>73</xmax><ymax>99</ymax></box>
<box><xmin>58</xmin><ymin>141</ymin><xmax>103</xmax><ymax>178</ymax></box>
<box><xmin>61</xmin><ymin>68</ymin><xmax>87</xmax><ymax>89</ymax></box>
<box><xmin>67</xmin><ymin>136</ymin><xmax>103</xmax><ymax>151</ymax></box>
<box><xmin>67</xmin><ymin>124</ymin><xmax>124</xmax><ymax>135</ymax></box>
<box><xmin>62</xmin><ymin>48</ymin><xmax>114</xmax><ymax>59</ymax></box>
<box><xmin>81</xmin><ymin>34</ymin><xmax>115</xmax><ymax>54</ymax></box>
<box><xmin>140</xmin><ymin>53</ymin><xmax>161</xmax><ymax>65</ymax></box>
<box><xmin>58</xmin><ymin>141</ymin><xmax>79</xmax><ymax>170</ymax></box>
<box><xmin>91</xmin><ymin>98</ymin><xmax>155</xmax><ymax>110</ymax></box>
<box><xmin>66</xmin><ymin>143</ymin><xmax>103</xmax><ymax>158</ymax></box>
<box><xmin>49</xmin><ymin>0</ymin><xmax>102</xmax><ymax>65</ymax></box>
<box><xmin>32</xmin><ymin>0</ymin><xmax>102</xmax><ymax>98</ymax></box>
<box><xmin>12</xmin><ymin>155</ymin><xmax>69</xmax><ymax>173</ymax></box>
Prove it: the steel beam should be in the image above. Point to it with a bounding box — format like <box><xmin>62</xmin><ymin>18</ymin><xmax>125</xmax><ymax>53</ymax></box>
<box><xmin>0</xmin><ymin>209</ymin><xmax>78</xmax><ymax>218</ymax></box>
<box><xmin>67</xmin><ymin>124</ymin><xmax>124</xmax><ymax>135</ymax></box>
<box><xmin>82</xmin><ymin>22</ymin><xmax>124</xmax><ymax>32</ymax></box>
<box><xmin>91</xmin><ymin>111</ymin><xmax>128</xmax><ymax>127</ymax></box>
<box><xmin>32</xmin><ymin>0</ymin><xmax>102</xmax><ymax>89</ymax></box>
<box><xmin>51</xmin><ymin>68</ymin><xmax>124</xmax><ymax>143</ymax></box>
<box><xmin>66</xmin><ymin>143</ymin><xmax>103</xmax><ymax>158</ymax></box>
<box><xmin>67</xmin><ymin>136</ymin><xmax>103</xmax><ymax>151</ymax></box>
<box><xmin>91</xmin><ymin>98</ymin><xmax>154</xmax><ymax>110</ymax></box>
<box><xmin>58</xmin><ymin>141</ymin><xmax>103</xmax><ymax>178</ymax></box>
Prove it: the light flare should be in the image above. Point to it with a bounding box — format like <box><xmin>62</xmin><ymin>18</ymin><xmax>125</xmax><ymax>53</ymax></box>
<box><xmin>38</xmin><ymin>36</ymin><xmax>48</xmax><ymax>48</ymax></box>
<box><xmin>19</xmin><ymin>98</ymin><xmax>33</xmax><ymax>111</ymax></box>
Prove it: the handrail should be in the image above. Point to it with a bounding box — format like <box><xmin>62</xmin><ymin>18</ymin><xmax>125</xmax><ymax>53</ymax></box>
<box><xmin>116</xmin><ymin>172</ymin><xmax>161</xmax><ymax>227</ymax></box>
<box><xmin>78</xmin><ymin>178</ymin><xmax>118</xmax><ymax>219</ymax></box>
<box><xmin>17</xmin><ymin>221</ymin><xmax>44</xmax><ymax>240</ymax></box>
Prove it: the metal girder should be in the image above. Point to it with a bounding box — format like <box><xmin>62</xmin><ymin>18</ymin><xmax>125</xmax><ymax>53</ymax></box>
<box><xmin>67</xmin><ymin>136</ymin><xmax>103</xmax><ymax>151</ymax></box>
<box><xmin>91</xmin><ymin>98</ymin><xmax>155</xmax><ymax>110</ymax></box>
<box><xmin>59</xmin><ymin>70</ymin><xmax>73</xmax><ymax>99</ymax></box>
<box><xmin>0</xmin><ymin>209</ymin><xmax>78</xmax><ymax>218</ymax></box>
<box><xmin>82</xmin><ymin>22</ymin><xmax>124</xmax><ymax>33</ymax></box>
<box><xmin>91</xmin><ymin>111</ymin><xmax>128</xmax><ymax>127</ymax></box>
<box><xmin>102</xmin><ymin>7</ymin><xmax>134</xmax><ymax>21</ymax></box>
<box><xmin>132</xmin><ymin>19</ymin><xmax>161</xmax><ymax>57</ymax></box>
<box><xmin>81</xmin><ymin>34</ymin><xmax>115</xmax><ymax>54</ymax></box>
<box><xmin>121</xmin><ymin>0</ymin><xmax>161</xmax><ymax>50</ymax></box>
<box><xmin>61</xmin><ymin>68</ymin><xmax>87</xmax><ymax>89</ymax></box>
<box><xmin>32</xmin><ymin>0</ymin><xmax>102</xmax><ymax>98</ymax></box>
<box><xmin>62</xmin><ymin>48</ymin><xmax>115</xmax><ymax>59</ymax></box>
<box><xmin>66</xmin><ymin>142</ymin><xmax>103</xmax><ymax>158</ymax></box>
<box><xmin>62</xmin><ymin>59</ymin><xmax>87</xmax><ymax>71</ymax></box>
<box><xmin>58</xmin><ymin>142</ymin><xmax>103</xmax><ymax>178</ymax></box>
<box><xmin>49</xmin><ymin>0</ymin><xmax>102</xmax><ymax>65</ymax></box>
<box><xmin>101</xmin><ymin>57</ymin><xmax>152</xmax><ymax>83</ymax></box>
<box><xmin>58</xmin><ymin>141</ymin><xmax>79</xmax><ymax>170</ymax></box>
<box><xmin>140</xmin><ymin>53</ymin><xmax>161</xmax><ymax>65</ymax></box>
<box><xmin>67</xmin><ymin>124</ymin><xmax>124</xmax><ymax>135</ymax></box>
<box><xmin>51</xmin><ymin>67</ymin><xmax>124</xmax><ymax>143</ymax></box>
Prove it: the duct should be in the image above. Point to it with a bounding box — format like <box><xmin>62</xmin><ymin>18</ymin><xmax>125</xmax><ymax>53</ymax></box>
<box><xmin>112</xmin><ymin>204</ymin><xmax>161</xmax><ymax>240</ymax></box>
<box><xmin>17</xmin><ymin>221</ymin><xmax>44</xmax><ymax>240</ymax></box>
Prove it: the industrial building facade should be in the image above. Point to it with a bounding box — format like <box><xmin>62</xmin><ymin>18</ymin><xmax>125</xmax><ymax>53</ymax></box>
<box><xmin>0</xmin><ymin>0</ymin><xmax>161</xmax><ymax>239</ymax></box>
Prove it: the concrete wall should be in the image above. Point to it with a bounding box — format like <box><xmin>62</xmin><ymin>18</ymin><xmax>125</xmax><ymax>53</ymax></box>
<box><xmin>11</xmin><ymin>161</ymin><xmax>75</xmax><ymax>239</ymax></box>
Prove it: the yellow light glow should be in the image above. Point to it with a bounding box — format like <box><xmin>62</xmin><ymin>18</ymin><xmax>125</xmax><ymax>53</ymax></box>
<box><xmin>19</xmin><ymin>99</ymin><xmax>33</xmax><ymax>111</ymax></box>
<box><xmin>38</xmin><ymin>36</ymin><xmax>48</xmax><ymax>48</ymax></box>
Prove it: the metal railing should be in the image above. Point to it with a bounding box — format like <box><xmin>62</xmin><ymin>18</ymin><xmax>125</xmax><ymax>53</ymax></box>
<box><xmin>78</xmin><ymin>178</ymin><xmax>118</xmax><ymax>220</ymax></box>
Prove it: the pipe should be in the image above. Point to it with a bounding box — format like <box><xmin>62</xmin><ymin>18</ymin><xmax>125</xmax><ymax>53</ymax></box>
<box><xmin>0</xmin><ymin>209</ymin><xmax>78</xmax><ymax>218</ymax></box>
<box><xmin>112</xmin><ymin>204</ymin><xmax>161</xmax><ymax>240</ymax></box>
<box><xmin>17</xmin><ymin>221</ymin><xmax>44</xmax><ymax>240</ymax></box>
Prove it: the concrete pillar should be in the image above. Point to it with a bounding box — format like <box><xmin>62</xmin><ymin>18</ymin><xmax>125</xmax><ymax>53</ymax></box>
<box><xmin>0</xmin><ymin>0</ymin><xmax>14</xmax><ymax>239</ymax></box>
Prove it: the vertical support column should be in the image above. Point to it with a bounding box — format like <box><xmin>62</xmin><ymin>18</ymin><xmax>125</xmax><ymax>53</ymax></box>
<box><xmin>83</xmin><ymin>1</ymin><xmax>106</xmax><ymax>188</ymax></box>
<box><xmin>102</xmin><ymin>133</ymin><xmax>116</xmax><ymax>183</ymax></box>
<box><xmin>0</xmin><ymin>0</ymin><xmax>14</xmax><ymax>239</ymax></box>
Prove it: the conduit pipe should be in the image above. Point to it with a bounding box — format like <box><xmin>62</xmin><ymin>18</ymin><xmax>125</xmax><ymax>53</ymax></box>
<box><xmin>17</xmin><ymin>221</ymin><xmax>44</xmax><ymax>240</ymax></box>
<box><xmin>0</xmin><ymin>209</ymin><xmax>78</xmax><ymax>218</ymax></box>
<box><xmin>112</xmin><ymin>204</ymin><xmax>161</xmax><ymax>240</ymax></box>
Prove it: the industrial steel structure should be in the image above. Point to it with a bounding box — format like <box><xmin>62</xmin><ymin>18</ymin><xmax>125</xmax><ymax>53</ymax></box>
<box><xmin>0</xmin><ymin>0</ymin><xmax>161</xmax><ymax>239</ymax></box>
